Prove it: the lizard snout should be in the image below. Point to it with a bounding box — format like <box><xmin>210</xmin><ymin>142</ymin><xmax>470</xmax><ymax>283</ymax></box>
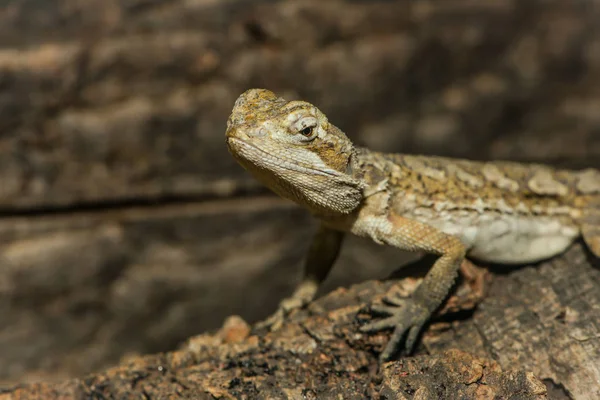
<box><xmin>226</xmin><ymin>125</ymin><xmax>266</xmax><ymax>140</ymax></box>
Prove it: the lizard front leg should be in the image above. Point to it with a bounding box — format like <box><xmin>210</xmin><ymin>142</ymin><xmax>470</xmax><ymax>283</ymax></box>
<box><xmin>257</xmin><ymin>223</ymin><xmax>344</xmax><ymax>330</ymax></box>
<box><xmin>358</xmin><ymin>213</ymin><xmax>467</xmax><ymax>362</ymax></box>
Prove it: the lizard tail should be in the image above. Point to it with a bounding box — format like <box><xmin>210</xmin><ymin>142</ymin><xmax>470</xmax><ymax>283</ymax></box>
<box><xmin>581</xmin><ymin>197</ymin><xmax>600</xmax><ymax>257</ymax></box>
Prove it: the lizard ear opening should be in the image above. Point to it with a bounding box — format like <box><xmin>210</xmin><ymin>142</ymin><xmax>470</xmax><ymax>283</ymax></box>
<box><xmin>345</xmin><ymin>152</ymin><xmax>355</xmax><ymax>175</ymax></box>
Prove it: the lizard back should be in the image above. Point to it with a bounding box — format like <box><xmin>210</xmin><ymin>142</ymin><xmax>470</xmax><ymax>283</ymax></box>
<box><xmin>354</xmin><ymin>148</ymin><xmax>600</xmax><ymax>262</ymax></box>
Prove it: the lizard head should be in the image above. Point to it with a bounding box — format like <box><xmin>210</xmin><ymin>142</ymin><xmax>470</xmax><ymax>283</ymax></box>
<box><xmin>226</xmin><ymin>89</ymin><xmax>365</xmax><ymax>215</ymax></box>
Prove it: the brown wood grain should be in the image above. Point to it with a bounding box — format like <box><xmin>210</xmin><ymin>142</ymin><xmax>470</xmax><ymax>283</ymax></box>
<box><xmin>4</xmin><ymin>243</ymin><xmax>597</xmax><ymax>399</ymax></box>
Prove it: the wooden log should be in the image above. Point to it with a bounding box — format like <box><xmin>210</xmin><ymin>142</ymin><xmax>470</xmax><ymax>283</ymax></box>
<box><xmin>4</xmin><ymin>243</ymin><xmax>597</xmax><ymax>399</ymax></box>
<box><xmin>0</xmin><ymin>196</ymin><xmax>410</xmax><ymax>385</ymax></box>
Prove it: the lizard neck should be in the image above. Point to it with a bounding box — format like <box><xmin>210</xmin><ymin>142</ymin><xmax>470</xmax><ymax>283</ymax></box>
<box><xmin>296</xmin><ymin>142</ymin><xmax>367</xmax><ymax>217</ymax></box>
<box><xmin>350</xmin><ymin>147</ymin><xmax>398</xmax><ymax>192</ymax></box>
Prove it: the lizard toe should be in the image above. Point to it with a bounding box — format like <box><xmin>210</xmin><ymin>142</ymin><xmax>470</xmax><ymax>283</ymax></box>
<box><xmin>369</xmin><ymin>304</ymin><xmax>398</xmax><ymax>316</ymax></box>
<box><xmin>363</xmin><ymin>297</ymin><xmax>430</xmax><ymax>362</ymax></box>
<box><xmin>255</xmin><ymin>308</ymin><xmax>286</xmax><ymax>331</ymax></box>
<box><xmin>382</xmin><ymin>292</ymin><xmax>408</xmax><ymax>307</ymax></box>
<box><xmin>360</xmin><ymin>316</ymin><xmax>398</xmax><ymax>332</ymax></box>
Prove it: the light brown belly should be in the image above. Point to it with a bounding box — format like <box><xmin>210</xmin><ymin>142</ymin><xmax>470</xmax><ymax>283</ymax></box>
<box><xmin>417</xmin><ymin>211</ymin><xmax>580</xmax><ymax>264</ymax></box>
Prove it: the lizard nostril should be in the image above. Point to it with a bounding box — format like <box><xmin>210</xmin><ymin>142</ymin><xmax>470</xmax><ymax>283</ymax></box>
<box><xmin>225</xmin><ymin>127</ymin><xmax>237</xmax><ymax>138</ymax></box>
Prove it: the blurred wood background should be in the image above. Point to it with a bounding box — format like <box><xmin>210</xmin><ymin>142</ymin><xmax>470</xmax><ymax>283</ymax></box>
<box><xmin>1</xmin><ymin>0</ymin><xmax>599</xmax><ymax>388</ymax></box>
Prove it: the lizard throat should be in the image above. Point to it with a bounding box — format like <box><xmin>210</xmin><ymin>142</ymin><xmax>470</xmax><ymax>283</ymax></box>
<box><xmin>227</xmin><ymin>137</ymin><xmax>365</xmax><ymax>214</ymax></box>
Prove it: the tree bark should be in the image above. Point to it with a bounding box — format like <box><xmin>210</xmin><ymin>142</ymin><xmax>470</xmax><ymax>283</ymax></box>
<box><xmin>2</xmin><ymin>243</ymin><xmax>597</xmax><ymax>399</ymax></box>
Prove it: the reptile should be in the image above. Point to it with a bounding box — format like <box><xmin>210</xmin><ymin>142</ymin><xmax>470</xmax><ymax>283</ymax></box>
<box><xmin>225</xmin><ymin>88</ymin><xmax>600</xmax><ymax>362</ymax></box>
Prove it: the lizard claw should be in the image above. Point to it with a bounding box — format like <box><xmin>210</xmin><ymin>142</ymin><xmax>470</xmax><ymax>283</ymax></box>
<box><xmin>360</xmin><ymin>294</ymin><xmax>430</xmax><ymax>363</ymax></box>
<box><xmin>255</xmin><ymin>308</ymin><xmax>286</xmax><ymax>331</ymax></box>
<box><xmin>255</xmin><ymin>295</ymin><xmax>310</xmax><ymax>331</ymax></box>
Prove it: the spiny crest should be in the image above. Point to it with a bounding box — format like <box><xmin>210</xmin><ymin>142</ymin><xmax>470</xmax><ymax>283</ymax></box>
<box><xmin>228</xmin><ymin>89</ymin><xmax>288</xmax><ymax>128</ymax></box>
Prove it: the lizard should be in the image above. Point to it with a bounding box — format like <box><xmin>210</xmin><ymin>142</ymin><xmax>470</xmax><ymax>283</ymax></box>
<box><xmin>225</xmin><ymin>88</ymin><xmax>600</xmax><ymax>363</ymax></box>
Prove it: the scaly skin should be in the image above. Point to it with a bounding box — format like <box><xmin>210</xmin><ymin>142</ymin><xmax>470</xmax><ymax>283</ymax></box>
<box><xmin>226</xmin><ymin>88</ymin><xmax>600</xmax><ymax>362</ymax></box>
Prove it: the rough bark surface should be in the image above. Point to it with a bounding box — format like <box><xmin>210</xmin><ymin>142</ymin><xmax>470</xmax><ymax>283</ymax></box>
<box><xmin>0</xmin><ymin>197</ymin><xmax>410</xmax><ymax>386</ymax></box>
<box><xmin>3</xmin><ymin>244</ymin><xmax>597</xmax><ymax>399</ymax></box>
<box><xmin>1</xmin><ymin>0</ymin><xmax>600</xmax><ymax>392</ymax></box>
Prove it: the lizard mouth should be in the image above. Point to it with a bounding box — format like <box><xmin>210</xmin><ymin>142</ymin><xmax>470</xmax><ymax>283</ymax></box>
<box><xmin>227</xmin><ymin>137</ymin><xmax>342</xmax><ymax>178</ymax></box>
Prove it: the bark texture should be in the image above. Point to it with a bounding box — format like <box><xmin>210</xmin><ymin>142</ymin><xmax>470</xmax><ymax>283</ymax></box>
<box><xmin>2</xmin><ymin>244</ymin><xmax>597</xmax><ymax>399</ymax></box>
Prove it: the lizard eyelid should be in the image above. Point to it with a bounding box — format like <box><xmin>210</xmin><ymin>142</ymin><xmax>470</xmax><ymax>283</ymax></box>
<box><xmin>292</xmin><ymin>116</ymin><xmax>318</xmax><ymax>141</ymax></box>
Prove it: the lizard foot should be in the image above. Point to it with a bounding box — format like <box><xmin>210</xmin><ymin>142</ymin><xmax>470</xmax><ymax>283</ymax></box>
<box><xmin>360</xmin><ymin>293</ymin><xmax>430</xmax><ymax>363</ymax></box>
<box><xmin>255</xmin><ymin>288</ymin><xmax>314</xmax><ymax>331</ymax></box>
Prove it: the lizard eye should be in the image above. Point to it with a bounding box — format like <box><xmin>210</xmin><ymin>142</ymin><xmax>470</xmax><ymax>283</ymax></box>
<box><xmin>300</xmin><ymin>126</ymin><xmax>314</xmax><ymax>136</ymax></box>
<box><xmin>292</xmin><ymin>116</ymin><xmax>319</xmax><ymax>141</ymax></box>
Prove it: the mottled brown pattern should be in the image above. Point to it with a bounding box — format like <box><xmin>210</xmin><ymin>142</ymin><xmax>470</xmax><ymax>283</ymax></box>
<box><xmin>353</xmin><ymin>148</ymin><xmax>600</xmax><ymax>227</ymax></box>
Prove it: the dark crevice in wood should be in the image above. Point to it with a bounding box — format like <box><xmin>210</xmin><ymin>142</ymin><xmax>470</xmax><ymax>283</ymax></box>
<box><xmin>0</xmin><ymin>187</ymin><xmax>272</xmax><ymax>219</ymax></box>
<box><xmin>542</xmin><ymin>379</ymin><xmax>573</xmax><ymax>400</ymax></box>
